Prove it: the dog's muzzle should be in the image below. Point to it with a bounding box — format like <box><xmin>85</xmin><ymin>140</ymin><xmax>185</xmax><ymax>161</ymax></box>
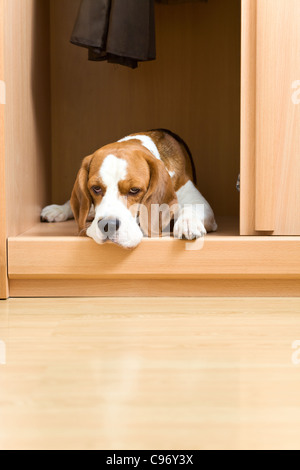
<box><xmin>98</xmin><ymin>218</ymin><xmax>121</xmax><ymax>239</ymax></box>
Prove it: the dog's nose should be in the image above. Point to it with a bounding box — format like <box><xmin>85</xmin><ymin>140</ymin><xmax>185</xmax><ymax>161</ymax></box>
<box><xmin>98</xmin><ymin>218</ymin><xmax>121</xmax><ymax>237</ymax></box>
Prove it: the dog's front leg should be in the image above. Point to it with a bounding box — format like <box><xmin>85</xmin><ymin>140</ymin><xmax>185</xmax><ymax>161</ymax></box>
<box><xmin>41</xmin><ymin>200</ymin><xmax>95</xmax><ymax>223</ymax></box>
<box><xmin>174</xmin><ymin>181</ymin><xmax>217</xmax><ymax>240</ymax></box>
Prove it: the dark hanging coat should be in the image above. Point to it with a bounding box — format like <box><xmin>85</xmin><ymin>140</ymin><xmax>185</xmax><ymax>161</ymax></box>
<box><xmin>156</xmin><ymin>0</ymin><xmax>207</xmax><ymax>3</ymax></box>
<box><xmin>70</xmin><ymin>0</ymin><xmax>156</xmax><ymax>69</ymax></box>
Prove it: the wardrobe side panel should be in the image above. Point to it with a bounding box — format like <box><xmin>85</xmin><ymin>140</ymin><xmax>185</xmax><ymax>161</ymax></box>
<box><xmin>240</xmin><ymin>0</ymin><xmax>257</xmax><ymax>235</ymax></box>
<box><xmin>255</xmin><ymin>0</ymin><xmax>300</xmax><ymax>235</ymax></box>
<box><xmin>0</xmin><ymin>0</ymin><xmax>8</xmax><ymax>298</ymax></box>
<box><xmin>4</xmin><ymin>0</ymin><xmax>51</xmax><ymax>237</ymax></box>
<box><xmin>50</xmin><ymin>0</ymin><xmax>241</xmax><ymax>218</ymax></box>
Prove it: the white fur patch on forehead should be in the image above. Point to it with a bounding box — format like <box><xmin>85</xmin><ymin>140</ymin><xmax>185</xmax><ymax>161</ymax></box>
<box><xmin>118</xmin><ymin>134</ymin><xmax>161</xmax><ymax>160</ymax></box>
<box><xmin>100</xmin><ymin>154</ymin><xmax>127</xmax><ymax>187</ymax></box>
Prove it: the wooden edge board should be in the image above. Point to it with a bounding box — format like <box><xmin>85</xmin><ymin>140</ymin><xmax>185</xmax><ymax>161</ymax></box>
<box><xmin>8</xmin><ymin>236</ymin><xmax>300</xmax><ymax>279</ymax></box>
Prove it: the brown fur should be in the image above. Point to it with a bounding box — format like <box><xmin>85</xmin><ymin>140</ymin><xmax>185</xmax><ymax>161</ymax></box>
<box><xmin>70</xmin><ymin>154</ymin><xmax>94</xmax><ymax>235</ymax></box>
<box><xmin>70</xmin><ymin>131</ymin><xmax>192</xmax><ymax>236</ymax></box>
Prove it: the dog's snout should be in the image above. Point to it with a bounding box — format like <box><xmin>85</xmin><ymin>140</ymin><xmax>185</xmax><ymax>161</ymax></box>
<box><xmin>98</xmin><ymin>218</ymin><xmax>121</xmax><ymax>237</ymax></box>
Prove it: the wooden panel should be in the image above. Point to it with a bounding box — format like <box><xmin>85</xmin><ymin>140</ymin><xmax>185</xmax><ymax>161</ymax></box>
<box><xmin>255</xmin><ymin>0</ymin><xmax>300</xmax><ymax>233</ymax></box>
<box><xmin>0</xmin><ymin>0</ymin><xmax>8</xmax><ymax>298</ymax></box>
<box><xmin>50</xmin><ymin>0</ymin><xmax>241</xmax><ymax>217</ymax></box>
<box><xmin>9</xmin><ymin>279</ymin><xmax>300</xmax><ymax>298</ymax></box>
<box><xmin>3</xmin><ymin>0</ymin><xmax>51</xmax><ymax>237</ymax></box>
<box><xmin>8</xmin><ymin>235</ymin><xmax>300</xmax><ymax>279</ymax></box>
<box><xmin>240</xmin><ymin>0</ymin><xmax>257</xmax><ymax>235</ymax></box>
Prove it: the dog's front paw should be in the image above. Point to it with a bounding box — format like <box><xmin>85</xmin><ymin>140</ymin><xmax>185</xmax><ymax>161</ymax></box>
<box><xmin>173</xmin><ymin>212</ymin><xmax>206</xmax><ymax>240</ymax></box>
<box><xmin>41</xmin><ymin>204</ymin><xmax>70</xmax><ymax>223</ymax></box>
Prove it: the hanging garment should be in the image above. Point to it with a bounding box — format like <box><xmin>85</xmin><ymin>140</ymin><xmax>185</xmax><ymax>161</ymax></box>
<box><xmin>156</xmin><ymin>0</ymin><xmax>207</xmax><ymax>3</ymax></box>
<box><xmin>71</xmin><ymin>0</ymin><xmax>156</xmax><ymax>69</ymax></box>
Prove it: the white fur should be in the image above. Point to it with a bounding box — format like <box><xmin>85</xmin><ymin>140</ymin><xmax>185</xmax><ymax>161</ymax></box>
<box><xmin>174</xmin><ymin>181</ymin><xmax>217</xmax><ymax>240</ymax></box>
<box><xmin>118</xmin><ymin>135</ymin><xmax>161</xmax><ymax>160</ymax></box>
<box><xmin>41</xmin><ymin>200</ymin><xmax>94</xmax><ymax>223</ymax></box>
<box><xmin>100</xmin><ymin>153</ymin><xmax>127</xmax><ymax>187</ymax></box>
<box><xmin>86</xmin><ymin>154</ymin><xmax>143</xmax><ymax>248</ymax></box>
<box><xmin>41</xmin><ymin>200</ymin><xmax>73</xmax><ymax>223</ymax></box>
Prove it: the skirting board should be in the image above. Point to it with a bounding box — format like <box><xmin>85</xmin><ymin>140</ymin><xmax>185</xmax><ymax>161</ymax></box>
<box><xmin>9</xmin><ymin>279</ymin><xmax>300</xmax><ymax>298</ymax></box>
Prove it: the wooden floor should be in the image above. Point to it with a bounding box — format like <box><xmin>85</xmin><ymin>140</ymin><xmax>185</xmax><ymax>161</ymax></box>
<box><xmin>0</xmin><ymin>297</ymin><xmax>300</xmax><ymax>450</ymax></box>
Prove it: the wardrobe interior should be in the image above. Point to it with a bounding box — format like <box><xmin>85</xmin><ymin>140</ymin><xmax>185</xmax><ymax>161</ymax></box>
<box><xmin>4</xmin><ymin>0</ymin><xmax>241</xmax><ymax>239</ymax></box>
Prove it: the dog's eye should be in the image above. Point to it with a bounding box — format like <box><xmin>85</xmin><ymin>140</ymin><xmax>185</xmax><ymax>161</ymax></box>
<box><xmin>92</xmin><ymin>186</ymin><xmax>102</xmax><ymax>195</ymax></box>
<box><xmin>129</xmin><ymin>188</ymin><xmax>141</xmax><ymax>195</ymax></box>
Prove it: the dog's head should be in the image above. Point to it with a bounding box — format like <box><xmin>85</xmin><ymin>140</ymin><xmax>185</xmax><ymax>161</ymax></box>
<box><xmin>70</xmin><ymin>141</ymin><xmax>178</xmax><ymax>248</ymax></box>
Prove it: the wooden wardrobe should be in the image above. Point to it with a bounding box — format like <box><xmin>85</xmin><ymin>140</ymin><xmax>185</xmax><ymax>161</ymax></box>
<box><xmin>0</xmin><ymin>0</ymin><xmax>299</xmax><ymax>299</ymax></box>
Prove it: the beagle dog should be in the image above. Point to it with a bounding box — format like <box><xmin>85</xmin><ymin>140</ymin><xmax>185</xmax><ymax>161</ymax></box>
<box><xmin>41</xmin><ymin>129</ymin><xmax>217</xmax><ymax>248</ymax></box>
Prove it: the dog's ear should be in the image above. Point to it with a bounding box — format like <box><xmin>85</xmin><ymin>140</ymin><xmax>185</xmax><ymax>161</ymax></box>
<box><xmin>70</xmin><ymin>154</ymin><xmax>94</xmax><ymax>235</ymax></box>
<box><xmin>139</xmin><ymin>155</ymin><xmax>178</xmax><ymax>237</ymax></box>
